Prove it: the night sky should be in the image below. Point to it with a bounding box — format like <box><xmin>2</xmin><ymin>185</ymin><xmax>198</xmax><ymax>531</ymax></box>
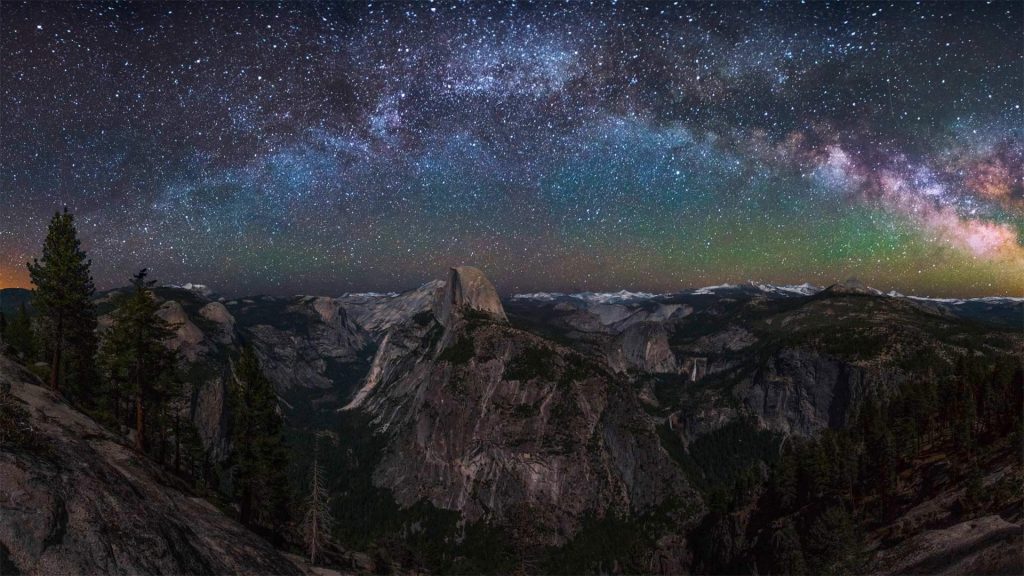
<box><xmin>2</xmin><ymin>1</ymin><xmax>1022</xmax><ymax>297</ymax></box>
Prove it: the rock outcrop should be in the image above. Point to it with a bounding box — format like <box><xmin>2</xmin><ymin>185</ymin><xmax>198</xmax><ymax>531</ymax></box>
<box><xmin>230</xmin><ymin>295</ymin><xmax>370</xmax><ymax>396</ymax></box>
<box><xmin>337</xmin><ymin>281</ymin><xmax>442</xmax><ymax>336</ymax></box>
<box><xmin>0</xmin><ymin>355</ymin><xmax>302</xmax><ymax>576</ymax></box>
<box><xmin>345</xmin><ymin>268</ymin><xmax>700</xmax><ymax>544</ymax></box>
<box><xmin>734</xmin><ymin>348</ymin><xmax>908</xmax><ymax>437</ymax></box>
<box><xmin>198</xmin><ymin>301</ymin><xmax>235</xmax><ymax>344</ymax></box>
<box><xmin>871</xmin><ymin>515</ymin><xmax>1022</xmax><ymax>575</ymax></box>
<box><xmin>613</xmin><ymin>321</ymin><xmax>679</xmax><ymax>374</ymax></box>
<box><xmin>157</xmin><ymin>300</ymin><xmax>207</xmax><ymax>361</ymax></box>
<box><xmin>435</xmin><ymin>266</ymin><xmax>507</xmax><ymax>327</ymax></box>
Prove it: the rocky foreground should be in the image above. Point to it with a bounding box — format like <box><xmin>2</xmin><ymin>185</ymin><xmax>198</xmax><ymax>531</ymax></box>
<box><xmin>0</xmin><ymin>355</ymin><xmax>306</xmax><ymax>576</ymax></box>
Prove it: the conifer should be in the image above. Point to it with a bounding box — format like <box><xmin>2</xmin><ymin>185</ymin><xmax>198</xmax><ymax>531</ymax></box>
<box><xmin>27</xmin><ymin>207</ymin><xmax>98</xmax><ymax>397</ymax></box>
<box><xmin>230</xmin><ymin>345</ymin><xmax>290</xmax><ymax>536</ymax></box>
<box><xmin>98</xmin><ymin>269</ymin><xmax>177</xmax><ymax>452</ymax></box>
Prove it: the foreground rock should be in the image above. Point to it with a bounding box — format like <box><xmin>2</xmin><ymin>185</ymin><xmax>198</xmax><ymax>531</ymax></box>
<box><xmin>871</xmin><ymin>515</ymin><xmax>1023</xmax><ymax>575</ymax></box>
<box><xmin>0</xmin><ymin>355</ymin><xmax>303</xmax><ymax>576</ymax></box>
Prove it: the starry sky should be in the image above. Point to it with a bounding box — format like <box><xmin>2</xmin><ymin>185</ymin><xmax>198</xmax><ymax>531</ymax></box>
<box><xmin>1</xmin><ymin>1</ymin><xmax>1022</xmax><ymax>297</ymax></box>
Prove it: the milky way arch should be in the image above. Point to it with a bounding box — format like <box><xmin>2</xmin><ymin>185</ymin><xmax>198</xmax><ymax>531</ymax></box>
<box><xmin>2</xmin><ymin>1</ymin><xmax>1021</xmax><ymax>296</ymax></box>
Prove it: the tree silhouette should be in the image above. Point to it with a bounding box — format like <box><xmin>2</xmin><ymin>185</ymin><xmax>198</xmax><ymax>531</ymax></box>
<box><xmin>27</xmin><ymin>207</ymin><xmax>98</xmax><ymax>398</ymax></box>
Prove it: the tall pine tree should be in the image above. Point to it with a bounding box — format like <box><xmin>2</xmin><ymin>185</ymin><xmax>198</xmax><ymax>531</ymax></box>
<box><xmin>27</xmin><ymin>207</ymin><xmax>98</xmax><ymax>398</ymax></box>
<box><xmin>98</xmin><ymin>269</ymin><xmax>177</xmax><ymax>452</ymax></box>
<box><xmin>230</xmin><ymin>345</ymin><xmax>290</xmax><ymax>537</ymax></box>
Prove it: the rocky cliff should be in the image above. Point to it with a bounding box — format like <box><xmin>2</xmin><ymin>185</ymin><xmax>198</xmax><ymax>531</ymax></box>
<box><xmin>435</xmin><ymin>265</ymin><xmax>508</xmax><ymax>327</ymax></box>
<box><xmin>0</xmin><ymin>355</ymin><xmax>303</xmax><ymax>576</ymax></box>
<box><xmin>343</xmin><ymin>270</ymin><xmax>701</xmax><ymax>547</ymax></box>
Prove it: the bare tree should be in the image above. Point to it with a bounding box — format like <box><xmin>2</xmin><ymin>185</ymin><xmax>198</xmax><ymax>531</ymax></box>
<box><xmin>302</xmin><ymin>435</ymin><xmax>333</xmax><ymax>565</ymax></box>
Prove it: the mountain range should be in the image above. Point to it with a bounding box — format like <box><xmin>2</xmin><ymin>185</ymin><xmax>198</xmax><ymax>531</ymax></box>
<box><xmin>1</xmin><ymin>267</ymin><xmax>1021</xmax><ymax>574</ymax></box>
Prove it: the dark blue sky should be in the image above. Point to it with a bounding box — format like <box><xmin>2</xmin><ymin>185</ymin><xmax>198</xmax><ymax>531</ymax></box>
<box><xmin>2</xmin><ymin>1</ymin><xmax>1021</xmax><ymax>296</ymax></box>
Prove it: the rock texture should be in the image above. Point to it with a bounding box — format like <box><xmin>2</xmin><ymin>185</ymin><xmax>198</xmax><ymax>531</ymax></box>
<box><xmin>0</xmin><ymin>355</ymin><xmax>302</xmax><ymax>576</ymax></box>
<box><xmin>346</xmin><ymin>269</ymin><xmax>699</xmax><ymax>544</ymax></box>
<box><xmin>613</xmin><ymin>321</ymin><xmax>680</xmax><ymax>374</ymax></box>
<box><xmin>435</xmin><ymin>266</ymin><xmax>507</xmax><ymax>327</ymax></box>
<box><xmin>871</xmin><ymin>515</ymin><xmax>1022</xmax><ymax>575</ymax></box>
<box><xmin>229</xmin><ymin>295</ymin><xmax>370</xmax><ymax>396</ymax></box>
<box><xmin>337</xmin><ymin>281</ymin><xmax>442</xmax><ymax>336</ymax></box>
<box><xmin>737</xmin><ymin>349</ymin><xmax>901</xmax><ymax>436</ymax></box>
<box><xmin>198</xmin><ymin>301</ymin><xmax>235</xmax><ymax>344</ymax></box>
<box><xmin>157</xmin><ymin>300</ymin><xmax>207</xmax><ymax>361</ymax></box>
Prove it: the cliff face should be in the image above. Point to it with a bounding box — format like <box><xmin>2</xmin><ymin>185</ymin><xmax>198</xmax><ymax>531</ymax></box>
<box><xmin>341</xmin><ymin>269</ymin><xmax>704</xmax><ymax>550</ymax></box>
<box><xmin>0</xmin><ymin>356</ymin><xmax>302</xmax><ymax>576</ymax></box>
<box><xmin>346</xmin><ymin>310</ymin><xmax>701</xmax><ymax>545</ymax></box>
<box><xmin>435</xmin><ymin>266</ymin><xmax>508</xmax><ymax>327</ymax></box>
<box><xmin>737</xmin><ymin>348</ymin><xmax>903</xmax><ymax>436</ymax></box>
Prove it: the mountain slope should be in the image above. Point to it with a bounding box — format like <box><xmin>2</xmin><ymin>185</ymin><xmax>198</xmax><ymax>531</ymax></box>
<box><xmin>9</xmin><ymin>273</ymin><xmax>1019</xmax><ymax>574</ymax></box>
<box><xmin>0</xmin><ymin>355</ymin><xmax>303</xmax><ymax>576</ymax></box>
<box><xmin>334</xmin><ymin>268</ymin><xmax>702</xmax><ymax>571</ymax></box>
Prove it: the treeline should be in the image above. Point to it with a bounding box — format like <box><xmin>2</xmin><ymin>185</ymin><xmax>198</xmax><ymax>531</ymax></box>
<box><xmin>0</xmin><ymin>209</ymin><xmax>290</xmax><ymax>541</ymax></box>
<box><xmin>692</xmin><ymin>354</ymin><xmax>1024</xmax><ymax>575</ymax></box>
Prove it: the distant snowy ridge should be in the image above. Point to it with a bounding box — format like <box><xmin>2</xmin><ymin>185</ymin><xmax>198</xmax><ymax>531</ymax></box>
<box><xmin>903</xmin><ymin>295</ymin><xmax>1024</xmax><ymax>305</ymax></box>
<box><xmin>749</xmin><ymin>282</ymin><xmax>823</xmax><ymax>296</ymax></box>
<box><xmin>166</xmin><ymin>282</ymin><xmax>214</xmax><ymax>297</ymax></box>
<box><xmin>510</xmin><ymin>282</ymin><xmax>1018</xmax><ymax>304</ymax></box>
<box><xmin>511</xmin><ymin>292</ymin><xmax>565</xmax><ymax>301</ymax></box>
<box><xmin>691</xmin><ymin>284</ymin><xmax>739</xmax><ymax>295</ymax></box>
<box><xmin>338</xmin><ymin>291</ymin><xmax>400</xmax><ymax>299</ymax></box>
<box><xmin>511</xmin><ymin>290</ymin><xmax>659</xmax><ymax>303</ymax></box>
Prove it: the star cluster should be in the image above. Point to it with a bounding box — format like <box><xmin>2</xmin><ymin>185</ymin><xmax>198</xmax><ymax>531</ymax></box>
<box><xmin>2</xmin><ymin>1</ymin><xmax>1021</xmax><ymax>296</ymax></box>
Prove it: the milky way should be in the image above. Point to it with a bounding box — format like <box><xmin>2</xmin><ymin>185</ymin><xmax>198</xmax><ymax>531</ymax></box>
<box><xmin>2</xmin><ymin>1</ymin><xmax>1022</xmax><ymax>296</ymax></box>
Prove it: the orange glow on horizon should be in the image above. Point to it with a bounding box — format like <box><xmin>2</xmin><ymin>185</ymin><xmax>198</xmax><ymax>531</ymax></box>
<box><xmin>0</xmin><ymin>265</ymin><xmax>31</xmax><ymax>290</ymax></box>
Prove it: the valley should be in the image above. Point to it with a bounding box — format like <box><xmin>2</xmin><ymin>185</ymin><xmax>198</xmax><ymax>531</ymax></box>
<box><xmin>3</xmin><ymin>267</ymin><xmax>1020</xmax><ymax>574</ymax></box>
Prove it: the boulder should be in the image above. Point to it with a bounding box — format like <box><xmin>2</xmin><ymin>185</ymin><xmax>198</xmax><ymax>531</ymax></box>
<box><xmin>199</xmin><ymin>302</ymin><xmax>236</xmax><ymax>344</ymax></box>
<box><xmin>157</xmin><ymin>300</ymin><xmax>206</xmax><ymax>361</ymax></box>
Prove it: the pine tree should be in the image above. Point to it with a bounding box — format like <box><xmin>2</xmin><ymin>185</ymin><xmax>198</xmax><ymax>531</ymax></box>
<box><xmin>770</xmin><ymin>442</ymin><xmax>800</xmax><ymax>511</ymax></box>
<box><xmin>98</xmin><ymin>269</ymin><xmax>177</xmax><ymax>452</ymax></box>
<box><xmin>303</xmin><ymin>437</ymin><xmax>333</xmax><ymax>565</ymax></box>
<box><xmin>768</xmin><ymin>518</ymin><xmax>808</xmax><ymax>576</ymax></box>
<box><xmin>4</xmin><ymin>303</ymin><xmax>35</xmax><ymax>360</ymax></box>
<box><xmin>230</xmin><ymin>345</ymin><xmax>290</xmax><ymax>536</ymax></box>
<box><xmin>805</xmin><ymin>505</ymin><xmax>863</xmax><ymax>575</ymax></box>
<box><xmin>179</xmin><ymin>418</ymin><xmax>202</xmax><ymax>480</ymax></box>
<box><xmin>27</xmin><ymin>207</ymin><xmax>98</xmax><ymax>398</ymax></box>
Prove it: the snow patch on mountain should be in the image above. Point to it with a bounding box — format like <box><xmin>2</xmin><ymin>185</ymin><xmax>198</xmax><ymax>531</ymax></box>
<box><xmin>510</xmin><ymin>290</ymin><xmax>659</xmax><ymax>303</ymax></box>
<box><xmin>749</xmin><ymin>282</ymin><xmax>823</xmax><ymax>296</ymax></box>
<box><xmin>166</xmin><ymin>282</ymin><xmax>214</xmax><ymax>297</ymax></box>
<box><xmin>511</xmin><ymin>292</ymin><xmax>566</xmax><ymax>301</ymax></box>
<box><xmin>571</xmin><ymin>290</ymin><xmax>659</xmax><ymax>303</ymax></box>
<box><xmin>691</xmin><ymin>284</ymin><xmax>739</xmax><ymax>295</ymax></box>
